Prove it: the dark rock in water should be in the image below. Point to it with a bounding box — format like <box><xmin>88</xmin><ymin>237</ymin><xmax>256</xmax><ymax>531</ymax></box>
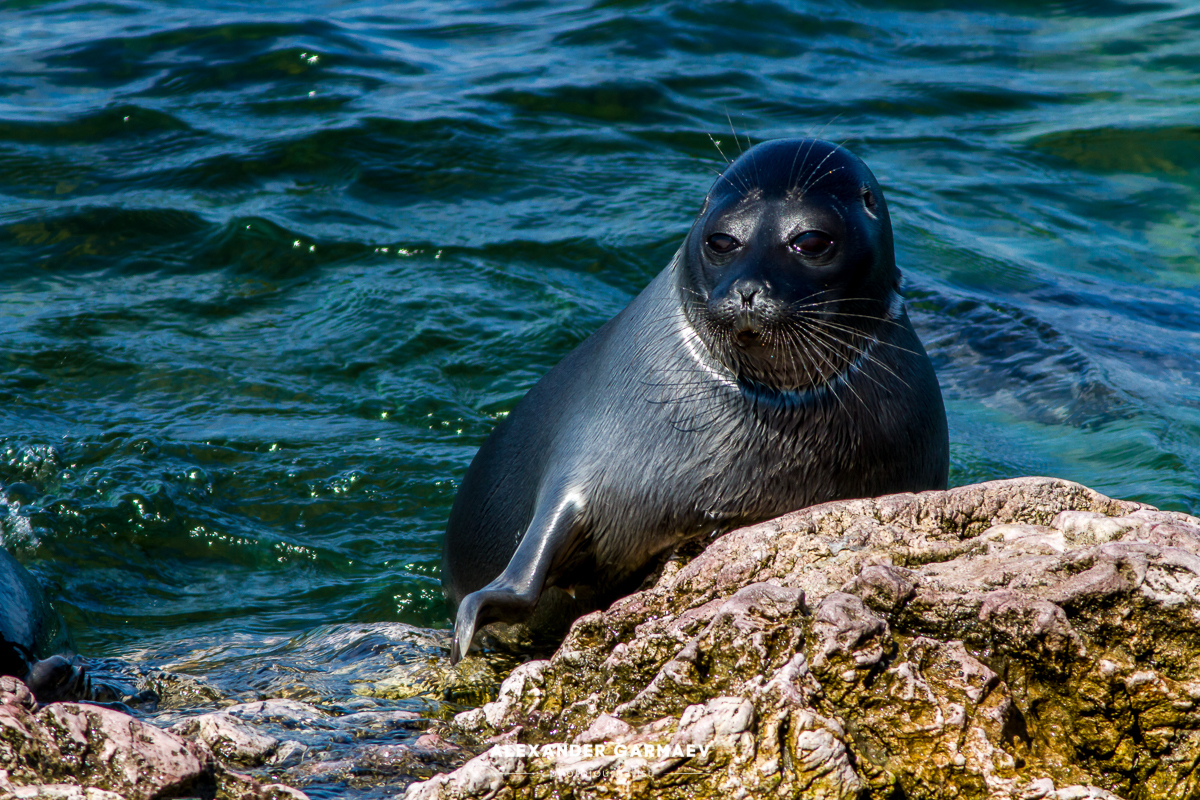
<box><xmin>0</xmin><ymin>547</ymin><xmax>89</xmax><ymax>703</ymax></box>
<box><xmin>409</xmin><ymin>477</ymin><xmax>1200</xmax><ymax>800</ymax></box>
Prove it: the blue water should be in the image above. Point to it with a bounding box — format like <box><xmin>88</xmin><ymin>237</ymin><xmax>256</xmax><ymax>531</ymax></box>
<box><xmin>1</xmin><ymin>0</ymin><xmax>1198</xmax><ymax>785</ymax></box>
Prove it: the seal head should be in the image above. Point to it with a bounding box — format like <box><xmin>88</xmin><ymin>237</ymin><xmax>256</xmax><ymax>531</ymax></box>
<box><xmin>682</xmin><ymin>138</ymin><xmax>899</xmax><ymax>395</ymax></box>
<box><xmin>442</xmin><ymin>139</ymin><xmax>948</xmax><ymax>663</ymax></box>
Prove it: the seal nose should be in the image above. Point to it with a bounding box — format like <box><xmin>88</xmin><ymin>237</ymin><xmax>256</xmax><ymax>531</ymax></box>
<box><xmin>728</xmin><ymin>277</ymin><xmax>767</xmax><ymax>309</ymax></box>
<box><xmin>735</xmin><ymin>289</ymin><xmax>760</xmax><ymax>345</ymax></box>
<box><xmin>732</xmin><ymin>286</ymin><xmax>763</xmax><ymax>345</ymax></box>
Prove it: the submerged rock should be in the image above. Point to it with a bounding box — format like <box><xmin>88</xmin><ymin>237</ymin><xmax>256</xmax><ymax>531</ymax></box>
<box><xmin>407</xmin><ymin>477</ymin><xmax>1200</xmax><ymax>800</ymax></box>
<box><xmin>169</xmin><ymin>711</ymin><xmax>281</xmax><ymax>767</ymax></box>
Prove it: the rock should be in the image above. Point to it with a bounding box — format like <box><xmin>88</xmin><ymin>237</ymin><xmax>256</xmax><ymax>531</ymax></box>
<box><xmin>0</xmin><ymin>676</ymin><xmax>308</xmax><ymax>800</ymax></box>
<box><xmin>330</xmin><ymin>708</ymin><xmax>423</xmax><ymax>732</ymax></box>
<box><xmin>270</xmin><ymin>739</ymin><xmax>309</xmax><ymax>768</ymax></box>
<box><xmin>169</xmin><ymin>711</ymin><xmax>280</xmax><ymax>766</ymax></box>
<box><xmin>407</xmin><ymin>477</ymin><xmax>1200</xmax><ymax>799</ymax></box>
<box><xmin>5</xmin><ymin>700</ymin><xmax>211</xmax><ymax>799</ymax></box>
<box><xmin>223</xmin><ymin>698</ymin><xmax>328</xmax><ymax>727</ymax></box>
<box><xmin>0</xmin><ymin>781</ymin><xmax>127</xmax><ymax>800</ymax></box>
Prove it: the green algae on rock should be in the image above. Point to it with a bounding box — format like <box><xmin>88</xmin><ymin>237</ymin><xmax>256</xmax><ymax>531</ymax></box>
<box><xmin>407</xmin><ymin>477</ymin><xmax>1200</xmax><ymax>800</ymax></box>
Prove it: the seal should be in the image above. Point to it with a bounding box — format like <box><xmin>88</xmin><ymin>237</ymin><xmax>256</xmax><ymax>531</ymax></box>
<box><xmin>1</xmin><ymin>546</ymin><xmax>89</xmax><ymax>702</ymax></box>
<box><xmin>442</xmin><ymin>138</ymin><xmax>949</xmax><ymax>663</ymax></box>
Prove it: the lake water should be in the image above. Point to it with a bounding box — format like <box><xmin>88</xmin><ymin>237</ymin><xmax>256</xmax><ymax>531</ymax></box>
<box><xmin>1</xmin><ymin>0</ymin><xmax>1198</xmax><ymax>794</ymax></box>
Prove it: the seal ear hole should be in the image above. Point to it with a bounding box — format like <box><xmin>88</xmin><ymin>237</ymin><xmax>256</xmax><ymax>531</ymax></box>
<box><xmin>706</xmin><ymin>233</ymin><xmax>740</xmax><ymax>254</ymax></box>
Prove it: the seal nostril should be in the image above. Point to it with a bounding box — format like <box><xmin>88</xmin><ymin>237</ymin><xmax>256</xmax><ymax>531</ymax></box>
<box><xmin>738</xmin><ymin>289</ymin><xmax>757</xmax><ymax>308</ymax></box>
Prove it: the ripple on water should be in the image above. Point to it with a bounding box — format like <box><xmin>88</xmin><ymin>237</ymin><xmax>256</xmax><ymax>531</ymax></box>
<box><xmin>0</xmin><ymin>6</ymin><xmax>1198</xmax><ymax>795</ymax></box>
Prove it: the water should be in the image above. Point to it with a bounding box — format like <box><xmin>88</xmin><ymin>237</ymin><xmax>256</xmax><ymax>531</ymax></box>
<box><xmin>1</xmin><ymin>0</ymin><xmax>1198</xmax><ymax>793</ymax></box>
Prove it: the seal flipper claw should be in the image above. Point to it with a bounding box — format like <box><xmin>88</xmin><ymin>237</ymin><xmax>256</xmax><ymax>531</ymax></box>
<box><xmin>450</xmin><ymin>585</ymin><xmax>536</xmax><ymax>664</ymax></box>
<box><xmin>450</xmin><ymin>599</ymin><xmax>477</xmax><ymax>665</ymax></box>
<box><xmin>449</xmin><ymin>493</ymin><xmax>583</xmax><ymax>665</ymax></box>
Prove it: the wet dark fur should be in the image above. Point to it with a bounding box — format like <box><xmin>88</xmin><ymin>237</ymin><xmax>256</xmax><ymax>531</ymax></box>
<box><xmin>1</xmin><ymin>547</ymin><xmax>89</xmax><ymax>702</ymax></box>
<box><xmin>442</xmin><ymin>139</ymin><xmax>949</xmax><ymax>663</ymax></box>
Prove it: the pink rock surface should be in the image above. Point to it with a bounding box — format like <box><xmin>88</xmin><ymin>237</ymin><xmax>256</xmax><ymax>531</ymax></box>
<box><xmin>0</xmin><ymin>677</ymin><xmax>308</xmax><ymax>800</ymax></box>
<box><xmin>407</xmin><ymin>478</ymin><xmax>1200</xmax><ymax>800</ymax></box>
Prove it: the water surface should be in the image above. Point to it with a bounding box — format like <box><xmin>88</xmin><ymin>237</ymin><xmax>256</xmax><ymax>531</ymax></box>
<box><xmin>1</xmin><ymin>0</ymin><xmax>1198</xmax><ymax>793</ymax></box>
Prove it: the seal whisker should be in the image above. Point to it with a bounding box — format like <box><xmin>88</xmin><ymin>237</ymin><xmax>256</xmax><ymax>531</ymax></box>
<box><xmin>785</xmin><ymin>287</ymin><xmax>850</xmax><ymax>308</ymax></box>
<box><xmin>789</xmin><ymin>136</ymin><xmax>822</xmax><ymax>198</ymax></box>
<box><xmin>799</xmin><ymin>319</ymin><xmax>915</xmax><ymax>392</ymax></box>
<box><xmin>707</xmin><ymin>133</ymin><xmax>731</xmax><ymax>166</ymax></box>
<box><xmin>780</xmin><ymin>321</ymin><xmax>813</xmax><ymax>388</ymax></box>
<box><xmin>802</xmin><ymin>317</ymin><xmax>911</xmax><ymax>350</ymax></box>
<box><xmin>801</xmin><ymin>310</ymin><xmax>905</xmax><ymax>329</ymax></box>
<box><xmin>780</xmin><ymin>321</ymin><xmax>863</xmax><ymax>413</ymax></box>
<box><xmin>725</xmin><ymin>110</ymin><xmax>741</xmax><ymax>156</ymax></box>
<box><xmin>791</xmin><ymin>312</ymin><xmax>889</xmax><ymax>338</ymax></box>
<box><xmin>787</xmin><ymin>140</ymin><xmax>805</xmax><ymax>193</ymax></box>
<box><xmin>799</xmin><ymin>136</ymin><xmax>851</xmax><ymax>195</ymax></box>
<box><xmin>806</xmin><ymin>340</ymin><xmax>855</xmax><ymax>417</ymax></box>
<box><xmin>787</xmin><ymin>319</ymin><xmax>861</xmax><ymax>382</ymax></box>
<box><xmin>797</xmin><ymin>142</ymin><xmax>844</xmax><ymax>195</ymax></box>
<box><xmin>801</xmin><ymin>165</ymin><xmax>846</xmax><ymax>195</ymax></box>
<box><xmin>789</xmin><ymin>310</ymin><xmax>906</xmax><ymax>333</ymax></box>
<box><xmin>796</xmin><ymin>319</ymin><xmax>883</xmax><ymax>381</ymax></box>
<box><xmin>789</xmin><ymin>300</ymin><xmax>894</xmax><ymax>315</ymax></box>
<box><xmin>791</xmin><ymin>295</ymin><xmax>883</xmax><ymax>308</ymax></box>
<box><xmin>801</xmin><ymin>317</ymin><xmax>923</xmax><ymax>360</ymax></box>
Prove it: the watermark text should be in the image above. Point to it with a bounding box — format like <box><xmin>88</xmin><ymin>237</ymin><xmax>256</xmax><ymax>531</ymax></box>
<box><xmin>492</xmin><ymin>742</ymin><xmax>712</xmax><ymax>760</ymax></box>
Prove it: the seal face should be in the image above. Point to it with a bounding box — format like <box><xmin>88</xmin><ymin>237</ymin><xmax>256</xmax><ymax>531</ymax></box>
<box><xmin>442</xmin><ymin>139</ymin><xmax>949</xmax><ymax>663</ymax></box>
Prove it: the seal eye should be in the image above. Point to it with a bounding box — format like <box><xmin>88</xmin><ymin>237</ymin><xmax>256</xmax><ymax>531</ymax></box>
<box><xmin>862</xmin><ymin>188</ymin><xmax>877</xmax><ymax>210</ymax></box>
<box><xmin>706</xmin><ymin>233</ymin><xmax>739</xmax><ymax>254</ymax></box>
<box><xmin>791</xmin><ymin>231</ymin><xmax>835</xmax><ymax>258</ymax></box>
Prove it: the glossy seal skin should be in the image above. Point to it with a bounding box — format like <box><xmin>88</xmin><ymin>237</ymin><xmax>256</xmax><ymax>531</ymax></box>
<box><xmin>1</xmin><ymin>547</ymin><xmax>89</xmax><ymax>702</ymax></box>
<box><xmin>442</xmin><ymin>139</ymin><xmax>949</xmax><ymax>663</ymax></box>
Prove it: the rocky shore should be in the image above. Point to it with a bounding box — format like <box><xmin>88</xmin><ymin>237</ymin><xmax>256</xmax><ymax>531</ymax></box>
<box><xmin>0</xmin><ymin>674</ymin><xmax>305</xmax><ymax>800</ymax></box>
<box><xmin>7</xmin><ymin>477</ymin><xmax>1200</xmax><ymax>800</ymax></box>
<box><xmin>407</xmin><ymin>477</ymin><xmax>1200</xmax><ymax>800</ymax></box>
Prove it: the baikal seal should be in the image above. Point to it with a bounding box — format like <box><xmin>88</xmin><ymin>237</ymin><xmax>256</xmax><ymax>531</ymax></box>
<box><xmin>441</xmin><ymin>138</ymin><xmax>949</xmax><ymax>663</ymax></box>
<box><xmin>1</xmin><ymin>546</ymin><xmax>89</xmax><ymax>701</ymax></box>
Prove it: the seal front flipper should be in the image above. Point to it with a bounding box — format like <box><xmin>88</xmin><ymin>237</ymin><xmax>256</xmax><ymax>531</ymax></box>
<box><xmin>450</xmin><ymin>492</ymin><xmax>583</xmax><ymax>664</ymax></box>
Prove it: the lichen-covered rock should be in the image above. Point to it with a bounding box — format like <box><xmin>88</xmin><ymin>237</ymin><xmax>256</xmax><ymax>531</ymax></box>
<box><xmin>406</xmin><ymin>477</ymin><xmax>1200</xmax><ymax>800</ymax></box>
<box><xmin>169</xmin><ymin>712</ymin><xmax>280</xmax><ymax>767</ymax></box>
<box><xmin>0</xmin><ymin>781</ymin><xmax>127</xmax><ymax>800</ymax></box>
<box><xmin>0</xmin><ymin>675</ymin><xmax>307</xmax><ymax>800</ymax></box>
